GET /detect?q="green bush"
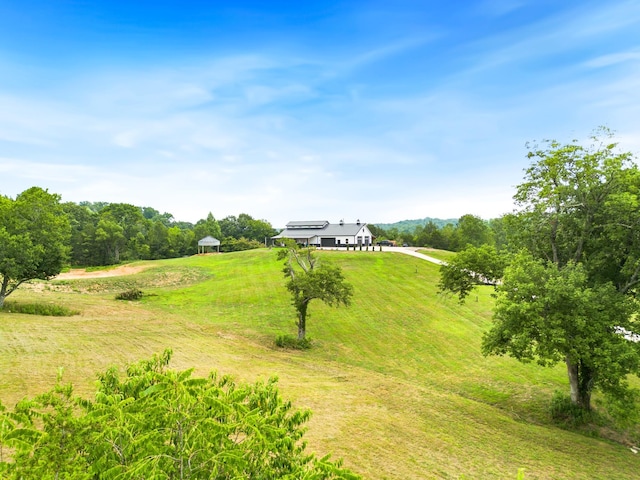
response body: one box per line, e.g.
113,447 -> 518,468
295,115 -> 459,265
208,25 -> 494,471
550,391 -> 594,427
220,236 -> 265,252
0,350 -> 359,479
1,301 -> 79,316
275,334 -> 312,350
115,288 -> 144,301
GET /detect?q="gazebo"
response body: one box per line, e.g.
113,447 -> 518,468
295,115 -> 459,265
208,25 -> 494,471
197,236 -> 220,254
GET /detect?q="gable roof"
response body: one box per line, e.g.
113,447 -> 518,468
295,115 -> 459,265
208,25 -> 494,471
272,221 -> 370,239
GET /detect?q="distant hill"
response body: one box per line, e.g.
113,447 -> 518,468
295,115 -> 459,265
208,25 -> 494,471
372,217 -> 458,233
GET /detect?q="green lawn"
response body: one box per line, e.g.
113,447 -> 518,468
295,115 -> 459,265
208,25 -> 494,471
417,247 -> 457,262
1,249 -> 638,479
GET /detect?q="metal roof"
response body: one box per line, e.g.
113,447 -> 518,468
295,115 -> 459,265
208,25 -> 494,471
273,221 -> 369,239
285,220 -> 329,229
197,236 -> 220,246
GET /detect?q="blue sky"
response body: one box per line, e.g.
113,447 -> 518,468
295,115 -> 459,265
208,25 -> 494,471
1,0 -> 639,227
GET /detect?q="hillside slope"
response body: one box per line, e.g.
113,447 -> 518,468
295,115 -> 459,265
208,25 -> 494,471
1,249 -> 638,479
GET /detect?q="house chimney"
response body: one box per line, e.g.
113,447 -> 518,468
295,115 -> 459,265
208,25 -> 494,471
340,219 -> 344,225
356,219 -> 361,225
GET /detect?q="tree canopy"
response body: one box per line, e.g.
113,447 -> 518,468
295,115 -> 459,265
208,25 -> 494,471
439,129 -> 640,412
0,187 -> 70,307
278,242 -> 353,341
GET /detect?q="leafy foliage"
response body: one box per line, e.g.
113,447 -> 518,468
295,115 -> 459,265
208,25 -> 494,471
62,204 -> 275,267
438,244 -> 506,303
373,217 -> 458,233
0,350 -> 359,479
550,391 -> 595,427
440,129 -> 640,413
275,334 -> 313,350
0,187 -> 71,307
220,236 -> 265,252
278,241 -> 354,340
374,214 -> 497,251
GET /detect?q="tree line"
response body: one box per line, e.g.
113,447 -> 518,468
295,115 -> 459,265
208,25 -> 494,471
370,213 -> 499,251
62,202 -> 277,266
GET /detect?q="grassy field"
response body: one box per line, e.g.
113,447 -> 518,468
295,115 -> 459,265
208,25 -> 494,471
1,249 -> 638,479
417,248 -> 457,262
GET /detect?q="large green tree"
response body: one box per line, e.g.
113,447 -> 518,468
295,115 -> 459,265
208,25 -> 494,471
440,130 -> 640,411
0,350 -> 359,479
278,242 -> 353,340
99,203 -> 149,262
62,202 -> 99,266
193,212 -> 222,243
0,187 -> 70,307
455,214 -> 492,250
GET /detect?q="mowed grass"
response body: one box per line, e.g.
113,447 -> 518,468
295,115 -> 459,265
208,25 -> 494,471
417,248 -> 457,262
1,249 -> 639,479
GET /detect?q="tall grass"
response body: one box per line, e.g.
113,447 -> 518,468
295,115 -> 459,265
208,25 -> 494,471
2,301 -> 79,316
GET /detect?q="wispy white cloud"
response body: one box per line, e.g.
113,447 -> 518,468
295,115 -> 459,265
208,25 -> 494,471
345,36 -> 437,70
584,50 -> 640,68
1,1 -> 640,227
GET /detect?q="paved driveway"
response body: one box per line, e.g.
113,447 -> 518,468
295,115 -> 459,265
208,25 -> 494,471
319,245 -> 445,265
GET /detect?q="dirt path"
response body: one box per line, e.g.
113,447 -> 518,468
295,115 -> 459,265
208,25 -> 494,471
56,265 -> 150,280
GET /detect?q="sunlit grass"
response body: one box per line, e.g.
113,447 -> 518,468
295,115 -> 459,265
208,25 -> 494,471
1,249 -> 638,479
417,247 -> 457,262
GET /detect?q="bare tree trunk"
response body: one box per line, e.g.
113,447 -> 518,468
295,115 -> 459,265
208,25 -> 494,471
566,356 -> 579,404
297,302 -> 308,340
0,276 -> 8,308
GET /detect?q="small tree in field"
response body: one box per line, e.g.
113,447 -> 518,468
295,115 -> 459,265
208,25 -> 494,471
278,241 -> 353,341
0,187 -> 70,308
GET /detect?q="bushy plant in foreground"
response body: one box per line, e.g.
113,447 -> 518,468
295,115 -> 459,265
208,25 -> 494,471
0,349 -> 359,479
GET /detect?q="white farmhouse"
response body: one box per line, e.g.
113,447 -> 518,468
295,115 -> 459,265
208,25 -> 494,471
272,220 -> 374,247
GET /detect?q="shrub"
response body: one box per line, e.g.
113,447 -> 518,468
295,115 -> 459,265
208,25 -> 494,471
115,288 -> 144,301
550,391 -> 594,427
275,334 -> 312,350
1,301 -> 79,316
0,350 -> 359,479
220,236 -> 265,252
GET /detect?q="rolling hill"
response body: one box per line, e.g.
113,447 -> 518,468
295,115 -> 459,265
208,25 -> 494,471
1,249 -> 638,479
373,217 -> 459,232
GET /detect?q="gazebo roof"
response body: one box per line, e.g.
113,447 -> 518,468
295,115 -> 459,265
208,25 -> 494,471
198,236 -> 220,246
